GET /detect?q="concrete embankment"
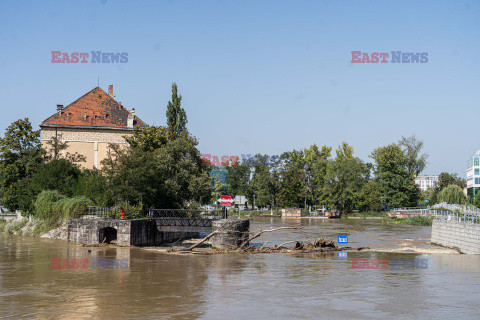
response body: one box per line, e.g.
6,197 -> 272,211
431,219 -> 480,254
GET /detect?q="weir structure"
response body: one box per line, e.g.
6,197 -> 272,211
67,208 -> 249,247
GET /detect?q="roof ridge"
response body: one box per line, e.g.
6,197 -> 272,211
40,87 -> 105,125
40,86 -> 146,129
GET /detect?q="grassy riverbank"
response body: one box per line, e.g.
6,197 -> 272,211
0,216 -> 68,239
342,212 -> 387,218
232,210 -> 282,217
392,215 -> 433,226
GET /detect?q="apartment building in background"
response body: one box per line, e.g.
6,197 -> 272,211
467,150 -> 480,198
414,175 -> 439,191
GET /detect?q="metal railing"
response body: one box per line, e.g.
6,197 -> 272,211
76,206 -> 111,219
146,209 -> 225,220
430,203 -> 480,215
433,210 -> 480,224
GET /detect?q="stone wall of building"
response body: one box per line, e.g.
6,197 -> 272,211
68,219 -> 132,245
67,219 -> 199,246
42,127 -> 132,169
431,219 -> 480,254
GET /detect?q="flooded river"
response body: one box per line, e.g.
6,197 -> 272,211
1,218 -> 480,319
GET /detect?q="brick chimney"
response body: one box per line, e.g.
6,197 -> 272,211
108,85 -> 115,98
57,104 -> 63,111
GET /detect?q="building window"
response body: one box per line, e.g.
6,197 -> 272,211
475,158 -> 479,166
475,178 -> 480,185
475,169 -> 479,175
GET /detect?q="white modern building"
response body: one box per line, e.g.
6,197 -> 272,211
466,150 -> 480,198
414,175 -> 439,191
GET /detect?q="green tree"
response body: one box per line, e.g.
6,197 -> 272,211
277,151 -> 304,207
424,187 -> 438,205
437,172 -> 465,190
124,126 -> 168,152
211,176 -> 227,203
3,159 -> 85,214
359,181 -> 383,212
251,155 -> 277,208
225,159 -> 251,201
74,169 -> 112,207
0,118 -> 45,211
166,83 -> 187,139
321,142 -> 369,213
398,135 -> 428,176
371,143 -> 420,208
301,144 -> 332,209
102,127 -> 211,209
437,184 -> 465,205
473,191 -> 480,208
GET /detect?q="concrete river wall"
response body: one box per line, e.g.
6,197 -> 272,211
431,219 -> 480,254
67,219 -> 199,246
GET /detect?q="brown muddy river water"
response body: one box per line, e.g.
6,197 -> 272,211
1,218 -> 480,319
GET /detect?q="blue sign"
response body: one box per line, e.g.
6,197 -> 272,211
425,198 -> 429,203
338,236 -> 348,243
338,251 -> 348,259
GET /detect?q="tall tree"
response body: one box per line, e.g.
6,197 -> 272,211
251,155 -> 277,208
102,127 -> 210,209
321,142 -> 369,212
225,159 -> 251,200
302,144 -> 331,209
166,83 -> 188,139
437,172 -> 465,190
0,118 -> 45,211
358,181 -> 383,212
277,151 -> 304,207
211,176 -> 227,203
399,135 -> 428,176
371,143 -> 420,208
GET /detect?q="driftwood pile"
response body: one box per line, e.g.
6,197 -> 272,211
235,238 -> 369,254
172,227 -> 369,254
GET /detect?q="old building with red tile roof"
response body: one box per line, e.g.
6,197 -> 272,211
40,85 -> 146,169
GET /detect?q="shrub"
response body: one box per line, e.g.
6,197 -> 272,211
55,196 -> 93,218
110,200 -> 144,219
34,191 -> 65,220
437,184 -> 465,205
34,190 -> 93,222
394,215 -> 433,226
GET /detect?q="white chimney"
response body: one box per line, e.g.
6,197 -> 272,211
127,113 -> 134,128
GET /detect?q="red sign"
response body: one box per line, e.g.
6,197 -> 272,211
220,195 -> 232,206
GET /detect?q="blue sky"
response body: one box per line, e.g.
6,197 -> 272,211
0,0 -> 479,176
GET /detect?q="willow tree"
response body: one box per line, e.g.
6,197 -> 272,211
437,184 -> 465,205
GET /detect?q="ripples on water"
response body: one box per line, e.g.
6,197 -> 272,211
1,218 -> 479,319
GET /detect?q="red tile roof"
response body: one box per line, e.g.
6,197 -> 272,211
40,87 -> 147,129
